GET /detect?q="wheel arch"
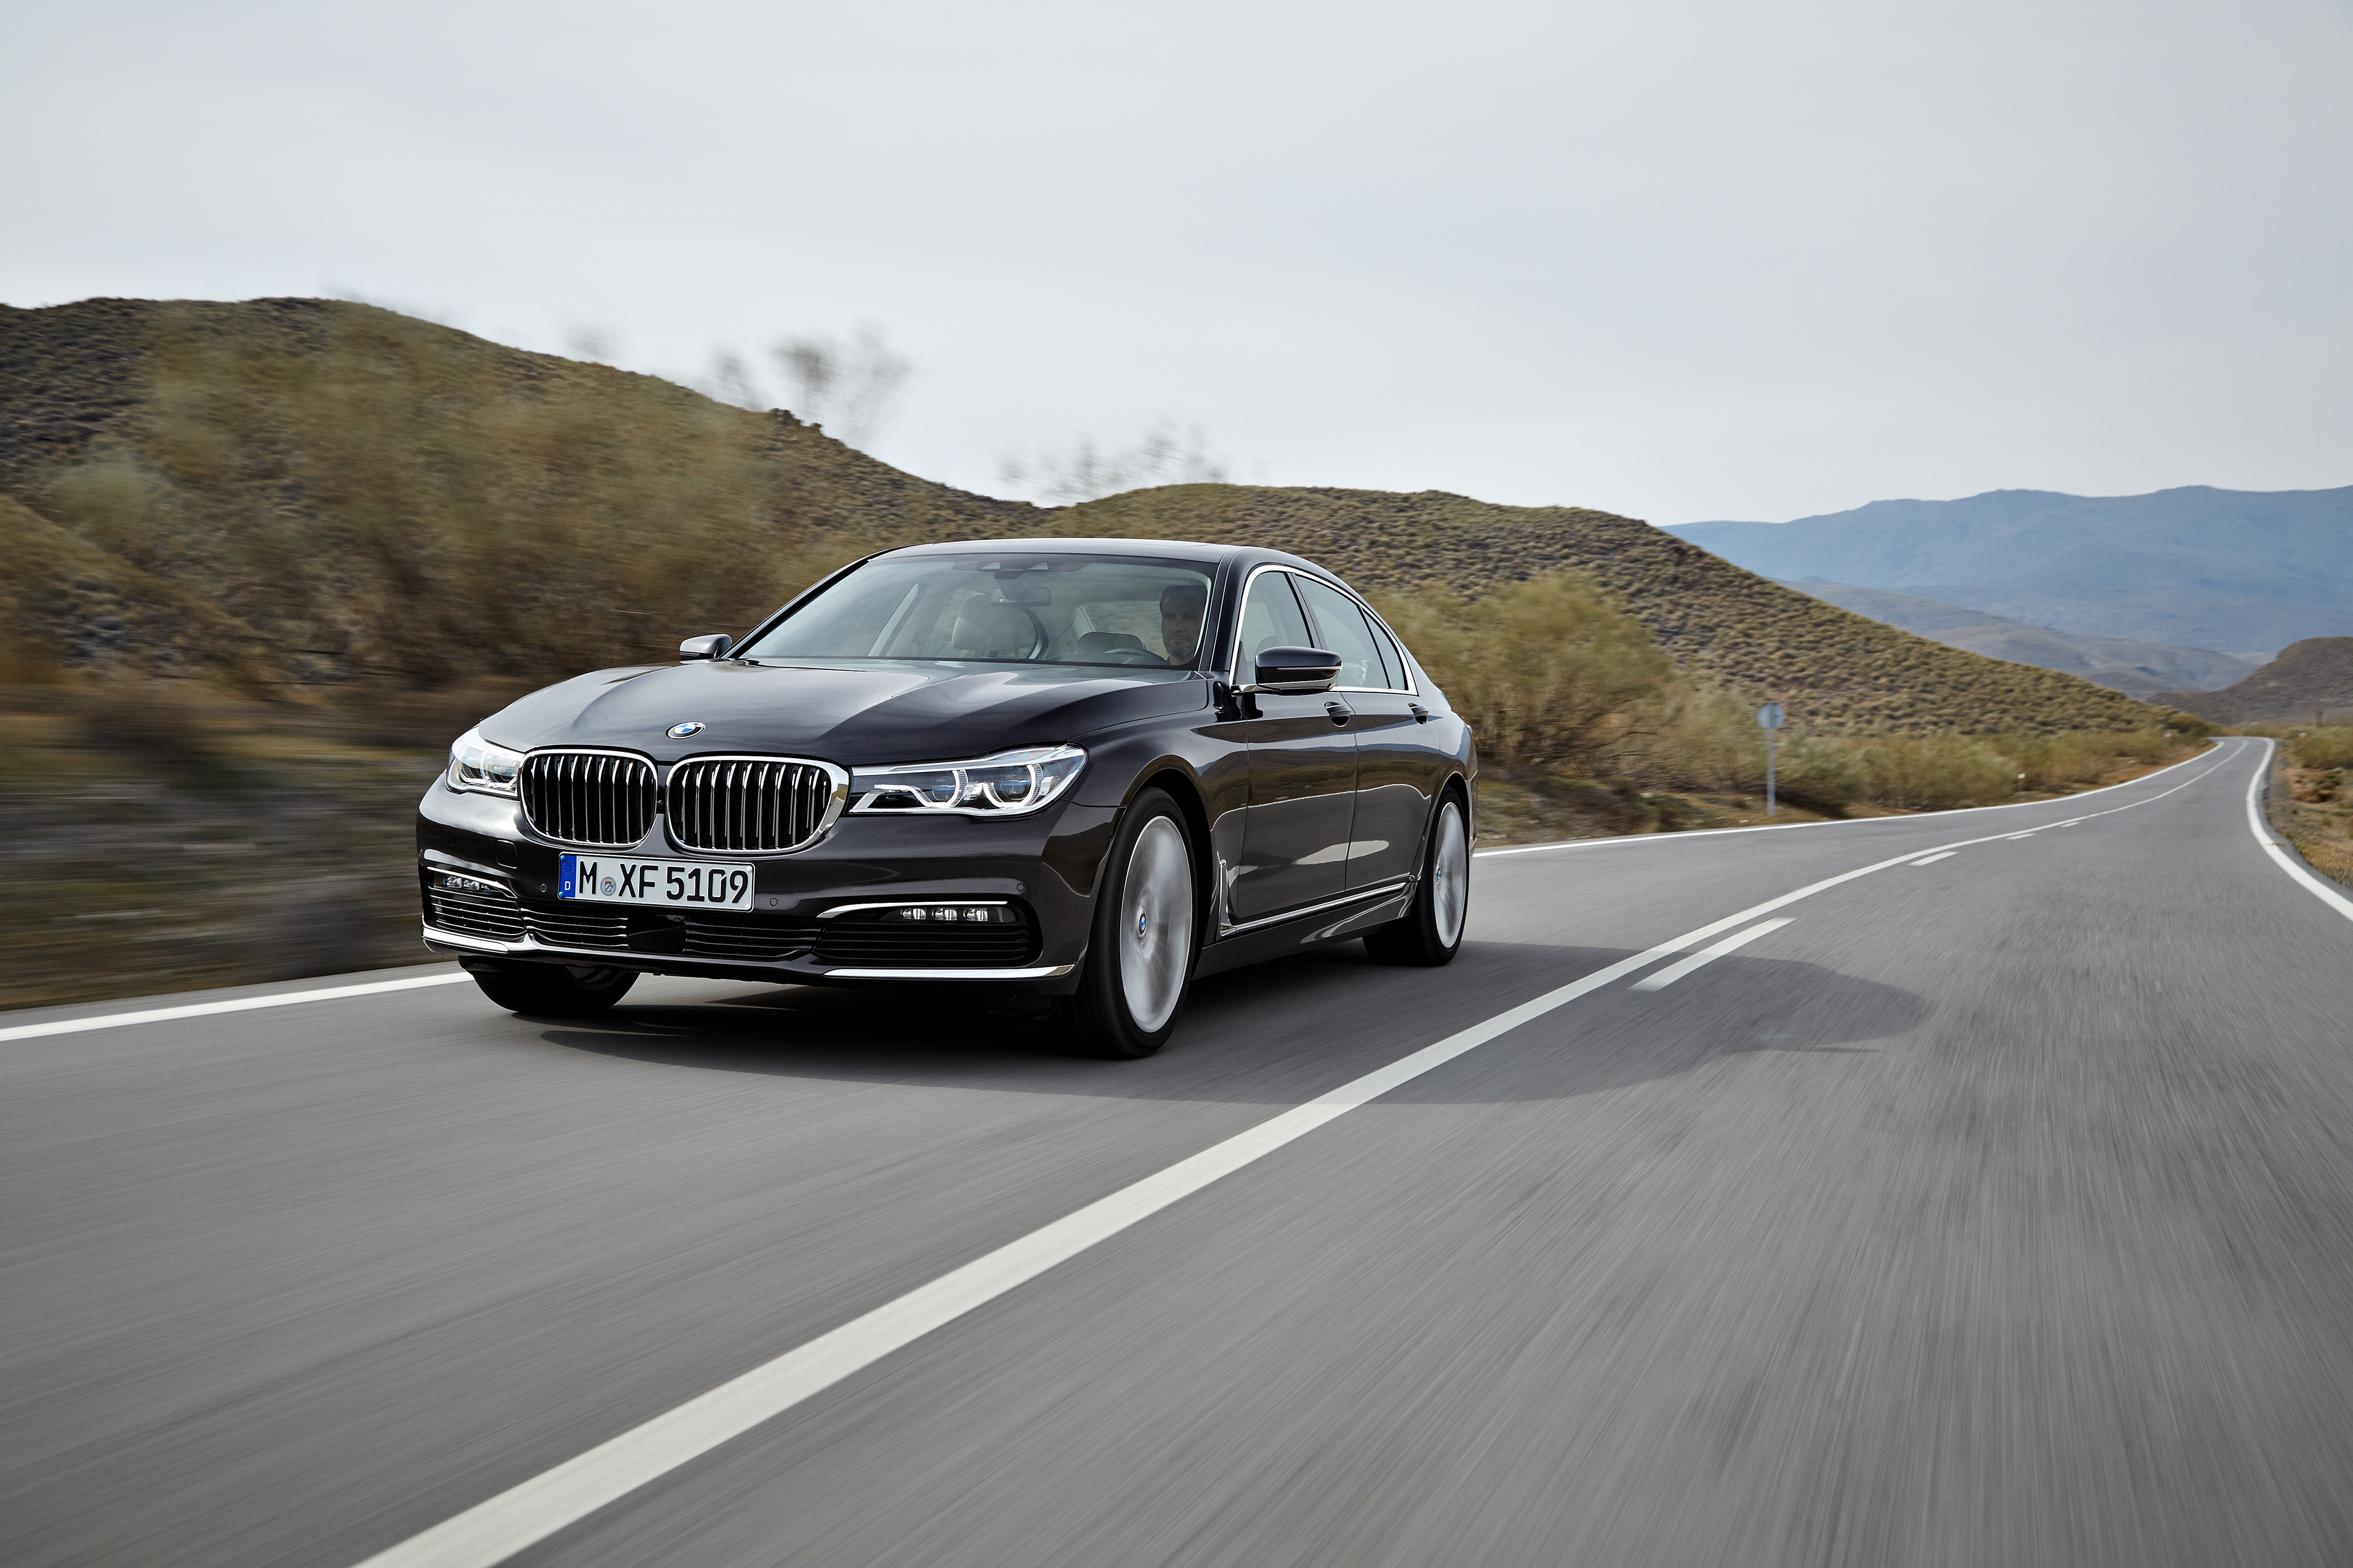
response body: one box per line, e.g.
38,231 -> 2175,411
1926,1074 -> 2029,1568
1136,766 -> 1216,935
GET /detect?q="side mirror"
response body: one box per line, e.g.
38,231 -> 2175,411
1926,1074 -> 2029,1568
1250,645 -> 1343,695
678,634 -> 733,662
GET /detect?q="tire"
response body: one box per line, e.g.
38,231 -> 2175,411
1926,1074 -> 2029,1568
1056,788 -> 1199,1058
1365,791 -> 1469,967
466,960 -> 639,1017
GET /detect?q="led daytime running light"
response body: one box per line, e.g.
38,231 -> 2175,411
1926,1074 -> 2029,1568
850,745 -> 1085,817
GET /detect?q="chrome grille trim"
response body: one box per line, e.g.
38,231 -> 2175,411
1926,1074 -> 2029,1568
665,755 -> 848,855
519,750 -> 658,848
523,904 -> 631,949
424,883 -> 524,942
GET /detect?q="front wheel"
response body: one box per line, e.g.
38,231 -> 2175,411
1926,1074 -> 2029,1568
1365,793 -> 1469,966
1056,788 -> 1199,1058
466,960 -> 638,1017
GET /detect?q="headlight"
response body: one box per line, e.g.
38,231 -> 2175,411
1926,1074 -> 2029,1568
850,744 -> 1085,817
447,727 -> 524,795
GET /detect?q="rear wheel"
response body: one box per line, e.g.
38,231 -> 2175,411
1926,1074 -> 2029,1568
1365,793 -> 1469,966
1057,788 -> 1198,1058
466,960 -> 638,1017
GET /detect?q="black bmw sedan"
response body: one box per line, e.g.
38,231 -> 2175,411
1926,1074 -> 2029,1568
417,538 -> 1475,1056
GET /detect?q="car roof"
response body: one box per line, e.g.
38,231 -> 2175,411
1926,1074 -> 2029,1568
878,536 -> 1338,578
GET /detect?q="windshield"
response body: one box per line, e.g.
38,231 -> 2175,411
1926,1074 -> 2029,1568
740,553 -> 1215,669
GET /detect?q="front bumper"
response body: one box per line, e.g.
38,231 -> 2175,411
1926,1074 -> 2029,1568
416,778 -> 1114,994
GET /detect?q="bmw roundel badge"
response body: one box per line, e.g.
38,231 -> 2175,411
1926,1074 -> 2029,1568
666,721 -> 705,739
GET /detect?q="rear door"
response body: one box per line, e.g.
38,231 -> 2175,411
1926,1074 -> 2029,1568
1291,574 -> 1439,892
1226,569 -> 1357,924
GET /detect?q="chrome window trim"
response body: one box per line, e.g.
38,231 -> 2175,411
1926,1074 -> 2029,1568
816,899 -> 1010,919
659,753 -> 851,858
1228,563 -> 1419,697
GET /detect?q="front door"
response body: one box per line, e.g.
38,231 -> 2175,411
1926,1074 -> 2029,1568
1290,573 -> 1433,891
1228,570 -> 1357,924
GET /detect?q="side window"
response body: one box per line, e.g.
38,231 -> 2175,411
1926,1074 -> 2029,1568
1236,571 -> 1314,668
1367,617 -> 1413,691
1292,576 -> 1391,690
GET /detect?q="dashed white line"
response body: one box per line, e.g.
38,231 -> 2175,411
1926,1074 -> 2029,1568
1630,918 -> 1793,991
364,764 -> 2250,1568
1910,851 -> 1959,866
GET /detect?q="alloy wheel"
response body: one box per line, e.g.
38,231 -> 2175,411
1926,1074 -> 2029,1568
1432,801 -> 1469,949
1118,816 -> 1194,1033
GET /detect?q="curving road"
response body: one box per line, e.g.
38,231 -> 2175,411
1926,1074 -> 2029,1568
6,738 -> 2352,1567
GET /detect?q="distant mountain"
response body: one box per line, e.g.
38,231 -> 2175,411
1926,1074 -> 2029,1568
2156,638 -> 2353,727
1779,581 -> 2261,698
1668,487 -> 2353,658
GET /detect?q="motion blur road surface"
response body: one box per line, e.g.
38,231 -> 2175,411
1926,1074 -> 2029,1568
7,739 -> 2352,1567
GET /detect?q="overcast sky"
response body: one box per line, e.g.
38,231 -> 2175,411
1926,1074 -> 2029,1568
6,0 -> 2348,523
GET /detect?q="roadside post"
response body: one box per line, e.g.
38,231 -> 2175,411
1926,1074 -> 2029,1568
1756,702 -> 1786,817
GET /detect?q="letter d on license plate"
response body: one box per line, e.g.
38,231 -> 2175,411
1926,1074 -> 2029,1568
558,853 -> 757,910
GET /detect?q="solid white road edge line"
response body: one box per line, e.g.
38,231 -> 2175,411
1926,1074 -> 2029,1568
350,758 -> 2269,1568
2243,738 -> 2353,923
1473,739 -> 2224,857
1630,919 -> 1793,991
0,972 -> 472,1043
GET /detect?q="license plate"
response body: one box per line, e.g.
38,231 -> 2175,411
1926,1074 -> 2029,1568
558,853 -> 756,911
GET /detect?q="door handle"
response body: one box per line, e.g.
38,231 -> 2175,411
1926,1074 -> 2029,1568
1410,704 -> 1431,723
1324,701 -> 1352,726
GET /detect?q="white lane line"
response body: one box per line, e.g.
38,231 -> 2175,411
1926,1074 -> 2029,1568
352,741 -> 2262,1568
0,972 -> 472,1043
364,774 -> 2234,1568
2243,739 -> 2353,924
1473,741 -> 2223,857
1908,852 -> 1959,866
1630,918 -> 1792,991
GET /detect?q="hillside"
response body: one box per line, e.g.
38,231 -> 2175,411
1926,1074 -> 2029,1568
1668,486 -> 2353,656
1779,580 -> 2259,697
2157,639 -> 2353,726
2,296 -> 2182,736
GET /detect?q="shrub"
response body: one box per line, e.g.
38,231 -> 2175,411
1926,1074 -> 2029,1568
2295,728 -> 2353,771
1371,573 -> 1676,773
1854,733 -> 2019,810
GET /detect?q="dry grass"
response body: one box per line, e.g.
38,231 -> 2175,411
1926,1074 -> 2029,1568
0,683 -> 506,1009
5,297 -> 2191,737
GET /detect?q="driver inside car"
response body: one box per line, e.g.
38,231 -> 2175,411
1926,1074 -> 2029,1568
1159,582 -> 1205,666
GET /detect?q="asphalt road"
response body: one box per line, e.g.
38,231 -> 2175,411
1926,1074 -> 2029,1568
7,737 -> 2352,1568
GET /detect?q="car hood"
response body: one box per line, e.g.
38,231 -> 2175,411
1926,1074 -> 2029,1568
480,659 -> 1208,766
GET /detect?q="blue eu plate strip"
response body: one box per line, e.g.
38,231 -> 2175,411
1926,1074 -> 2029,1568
558,853 -> 578,899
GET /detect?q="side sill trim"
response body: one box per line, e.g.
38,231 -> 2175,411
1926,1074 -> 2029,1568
1217,880 -> 1410,939
821,965 -> 1075,980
